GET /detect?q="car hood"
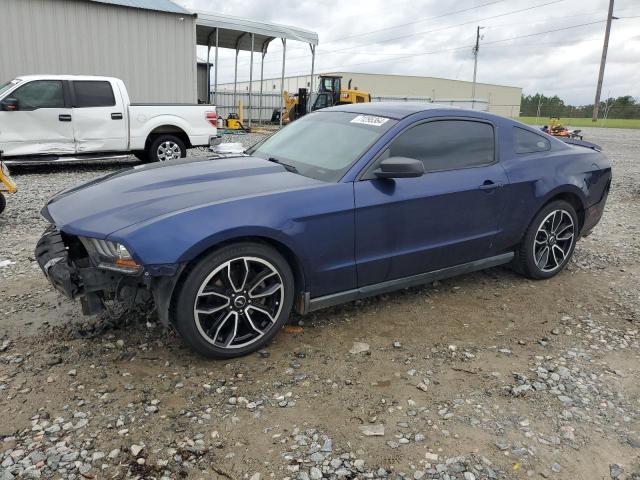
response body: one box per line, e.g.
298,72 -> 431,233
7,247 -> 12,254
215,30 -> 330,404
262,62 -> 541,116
44,156 -> 324,237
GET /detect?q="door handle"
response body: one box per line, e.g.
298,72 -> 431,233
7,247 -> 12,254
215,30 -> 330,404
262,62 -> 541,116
479,180 -> 503,191
58,114 -> 72,122
111,113 -> 123,120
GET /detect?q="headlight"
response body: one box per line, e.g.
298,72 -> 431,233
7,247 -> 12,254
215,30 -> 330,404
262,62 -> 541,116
80,238 -> 142,275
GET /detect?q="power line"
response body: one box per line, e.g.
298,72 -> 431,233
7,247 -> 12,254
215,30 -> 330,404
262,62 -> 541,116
295,0 -> 566,56
223,0 -> 567,69
325,0 -> 509,44
228,19 -> 608,82
282,0 -> 510,53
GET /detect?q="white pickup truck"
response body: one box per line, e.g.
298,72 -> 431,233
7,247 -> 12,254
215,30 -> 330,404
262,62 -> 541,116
0,75 -> 218,164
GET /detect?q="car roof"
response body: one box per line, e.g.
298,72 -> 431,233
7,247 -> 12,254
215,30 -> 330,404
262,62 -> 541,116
14,75 -> 119,82
325,101 -> 502,121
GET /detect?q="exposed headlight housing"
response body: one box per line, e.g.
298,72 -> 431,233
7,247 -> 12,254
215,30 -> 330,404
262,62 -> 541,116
80,238 -> 142,275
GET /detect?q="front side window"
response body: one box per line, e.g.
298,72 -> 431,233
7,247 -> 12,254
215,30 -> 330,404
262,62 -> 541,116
514,127 -> 551,154
11,80 -> 64,111
73,81 -> 115,108
385,120 -> 495,172
247,111 -> 397,182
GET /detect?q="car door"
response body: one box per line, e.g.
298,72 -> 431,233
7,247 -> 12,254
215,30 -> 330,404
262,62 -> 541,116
71,80 -> 128,152
0,79 -> 75,157
354,118 -> 508,287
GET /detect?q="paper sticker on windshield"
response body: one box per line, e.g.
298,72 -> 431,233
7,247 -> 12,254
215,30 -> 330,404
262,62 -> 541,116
350,115 -> 389,126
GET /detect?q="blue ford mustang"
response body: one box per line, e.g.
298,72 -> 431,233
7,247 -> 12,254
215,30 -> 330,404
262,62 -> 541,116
36,103 -> 611,358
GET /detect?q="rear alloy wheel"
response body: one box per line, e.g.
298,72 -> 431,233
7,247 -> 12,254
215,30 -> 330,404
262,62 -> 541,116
174,243 -> 294,358
516,200 -> 578,279
149,135 -> 186,163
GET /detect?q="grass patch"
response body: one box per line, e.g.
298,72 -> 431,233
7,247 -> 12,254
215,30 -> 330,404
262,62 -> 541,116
514,116 -> 640,129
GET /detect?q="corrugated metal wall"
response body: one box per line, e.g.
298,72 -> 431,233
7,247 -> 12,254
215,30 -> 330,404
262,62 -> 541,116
0,0 -> 197,103
212,92 -> 490,123
221,72 -> 523,117
197,63 -> 208,103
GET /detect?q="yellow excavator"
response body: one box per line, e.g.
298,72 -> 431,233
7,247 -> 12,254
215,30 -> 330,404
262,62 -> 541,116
273,75 -> 371,124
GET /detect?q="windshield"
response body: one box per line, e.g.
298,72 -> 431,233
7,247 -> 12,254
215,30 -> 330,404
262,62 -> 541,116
247,111 -> 396,182
0,79 -> 21,98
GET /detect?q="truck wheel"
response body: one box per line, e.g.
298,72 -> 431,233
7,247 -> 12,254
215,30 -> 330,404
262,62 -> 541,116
173,242 -> 295,359
515,200 -> 578,279
0,194 -> 5,214
148,135 -> 186,162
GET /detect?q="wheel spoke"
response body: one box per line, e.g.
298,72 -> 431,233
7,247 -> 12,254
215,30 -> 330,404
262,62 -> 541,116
228,258 -> 249,292
196,302 -> 228,315
249,282 -> 282,299
246,305 -> 276,323
552,244 -> 565,266
535,246 -> 550,269
551,211 -> 562,233
211,311 -> 235,344
224,313 -> 239,347
244,310 -> 264,334
556,231 -> 574,242
248,270 -> 275,290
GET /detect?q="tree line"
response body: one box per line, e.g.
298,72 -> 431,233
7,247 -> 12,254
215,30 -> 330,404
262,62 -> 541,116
520,93 -> 640,119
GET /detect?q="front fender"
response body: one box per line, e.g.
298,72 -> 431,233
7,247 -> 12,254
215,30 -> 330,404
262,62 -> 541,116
107,181 -> 356,298
177,225 -> 300,264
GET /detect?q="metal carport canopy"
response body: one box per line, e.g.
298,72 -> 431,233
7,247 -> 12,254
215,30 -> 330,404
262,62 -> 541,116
194,11 -> 319,126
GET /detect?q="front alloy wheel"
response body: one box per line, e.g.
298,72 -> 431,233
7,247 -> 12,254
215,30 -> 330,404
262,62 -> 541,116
174,243 -> 294,358
194,257 -> 284,349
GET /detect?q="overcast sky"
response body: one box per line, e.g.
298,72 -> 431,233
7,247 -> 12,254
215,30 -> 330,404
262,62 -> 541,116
176,0 -> 639,105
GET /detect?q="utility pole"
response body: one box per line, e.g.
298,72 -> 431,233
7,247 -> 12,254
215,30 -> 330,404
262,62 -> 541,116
471,26 -> 484,108
592,0 -> 616,121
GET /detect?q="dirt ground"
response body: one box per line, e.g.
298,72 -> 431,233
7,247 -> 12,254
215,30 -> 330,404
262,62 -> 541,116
0,128 -> 639,480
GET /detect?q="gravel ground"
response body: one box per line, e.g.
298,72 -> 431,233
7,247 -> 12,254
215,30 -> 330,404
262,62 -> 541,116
0,127 -> 639,480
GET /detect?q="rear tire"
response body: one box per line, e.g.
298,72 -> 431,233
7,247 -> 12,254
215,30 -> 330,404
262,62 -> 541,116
0,193 -> 6,214
515,200 -> 578,279
148,135 -> 186,163
173,242 -> 295,358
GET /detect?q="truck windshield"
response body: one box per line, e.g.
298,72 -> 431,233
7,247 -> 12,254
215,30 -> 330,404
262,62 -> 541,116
247,111 -> 396,182
0,79 -> 21,98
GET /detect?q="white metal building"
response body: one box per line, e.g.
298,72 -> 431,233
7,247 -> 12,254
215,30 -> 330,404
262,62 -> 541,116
0,0 -> 318,110
0,0 -> 199,103
221,71 -> 523,117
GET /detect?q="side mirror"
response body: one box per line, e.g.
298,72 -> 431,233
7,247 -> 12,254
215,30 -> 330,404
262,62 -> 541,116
374,157 -> 424,179
1,98 -> 18,111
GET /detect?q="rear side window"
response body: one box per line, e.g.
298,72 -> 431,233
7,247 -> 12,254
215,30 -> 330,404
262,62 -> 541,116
387,120 -> 495,172
11,80 -> 64,110
73,81 -> 115,108
514,127 -> 550,154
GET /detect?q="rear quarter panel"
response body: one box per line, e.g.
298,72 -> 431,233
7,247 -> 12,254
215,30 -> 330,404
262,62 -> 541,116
128,105 -> 217,150
496,128 -> 611,251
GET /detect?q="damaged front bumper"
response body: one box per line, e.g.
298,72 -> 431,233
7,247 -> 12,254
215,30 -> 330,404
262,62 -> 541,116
35,226 -> 183,324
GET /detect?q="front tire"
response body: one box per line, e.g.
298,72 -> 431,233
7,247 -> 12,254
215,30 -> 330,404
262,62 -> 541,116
148,135 -> 186,163
0,193 -> 6,214
173,243 -> 295,358
516,200 -> 578,279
